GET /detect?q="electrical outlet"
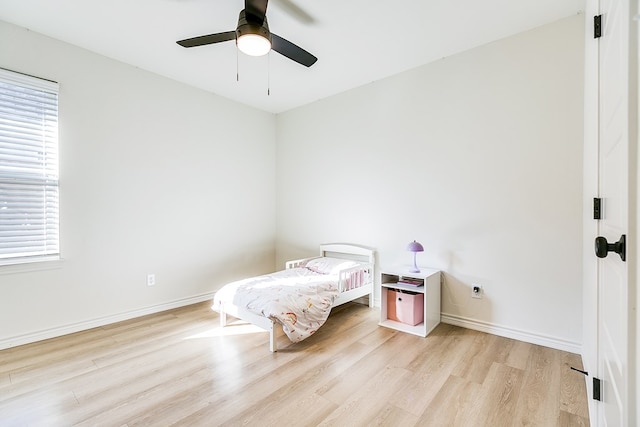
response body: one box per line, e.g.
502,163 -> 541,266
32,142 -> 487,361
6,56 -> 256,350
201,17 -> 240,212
472,284 -> 482,299
147,274 -> 156,287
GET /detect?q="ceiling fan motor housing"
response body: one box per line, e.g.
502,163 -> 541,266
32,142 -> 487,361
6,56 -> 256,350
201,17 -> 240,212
236,10 -> 272,42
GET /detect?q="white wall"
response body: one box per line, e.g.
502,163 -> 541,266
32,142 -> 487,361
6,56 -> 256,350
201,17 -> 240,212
0,21 -> 277,347
0,15 -> 586,353
276,15 -> 585,351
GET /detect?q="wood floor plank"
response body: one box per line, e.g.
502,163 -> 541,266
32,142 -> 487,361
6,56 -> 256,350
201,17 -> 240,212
0,331 -> 115,376
505,338 -> 531,370
218,340 -> 372,426
418,374 -> 483,426
366,403 -> 420,427
0,372 -> 10,387
317,365 -> 415,426
315,332 -> 409,405
0,301 -> 590,426
70,333 -> 272,424
451,332 -> 514,384
559,409 -> 590,426
475,362 -> 526,426
560,351 -> 590,419
224,391 -> 339,427
512,344 -> 563,426
389,326 -> 475,417
91,315 -> 219,368
0,357 -> 99,403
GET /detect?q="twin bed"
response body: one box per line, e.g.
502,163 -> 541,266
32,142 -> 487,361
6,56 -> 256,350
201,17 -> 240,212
212,243 -> 375,351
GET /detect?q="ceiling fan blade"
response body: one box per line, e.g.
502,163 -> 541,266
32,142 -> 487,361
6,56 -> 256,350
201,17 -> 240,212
245,0 -> 269,22
271,34 -> 317,67
177,31 -> 236,48
275,0 -> 315,24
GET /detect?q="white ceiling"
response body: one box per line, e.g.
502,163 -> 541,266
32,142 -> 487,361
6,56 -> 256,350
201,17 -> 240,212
0,0 -> 584,113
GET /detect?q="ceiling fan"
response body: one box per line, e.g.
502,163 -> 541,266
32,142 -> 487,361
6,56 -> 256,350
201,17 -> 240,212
176,0 -> 318,67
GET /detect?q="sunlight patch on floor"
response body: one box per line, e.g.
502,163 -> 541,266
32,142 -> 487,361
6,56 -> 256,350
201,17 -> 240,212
184,323 -> 265,339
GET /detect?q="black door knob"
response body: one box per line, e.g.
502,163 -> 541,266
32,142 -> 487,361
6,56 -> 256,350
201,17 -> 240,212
595,235 -> 626,261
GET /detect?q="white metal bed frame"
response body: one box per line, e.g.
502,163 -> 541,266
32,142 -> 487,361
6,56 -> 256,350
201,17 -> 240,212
216,243 -> 375,352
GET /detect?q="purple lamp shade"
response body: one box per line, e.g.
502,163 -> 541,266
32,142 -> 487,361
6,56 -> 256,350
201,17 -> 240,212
407,240 -> 424,273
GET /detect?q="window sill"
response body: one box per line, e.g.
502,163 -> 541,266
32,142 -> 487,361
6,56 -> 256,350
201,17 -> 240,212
0,257 -> 64,276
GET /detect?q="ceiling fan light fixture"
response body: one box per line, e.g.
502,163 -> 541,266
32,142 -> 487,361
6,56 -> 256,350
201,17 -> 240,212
236,9 -> 272,56
237,33 -> 271,56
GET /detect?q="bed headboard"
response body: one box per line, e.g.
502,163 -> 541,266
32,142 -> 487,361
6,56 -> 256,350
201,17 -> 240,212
319,243 -> 376,266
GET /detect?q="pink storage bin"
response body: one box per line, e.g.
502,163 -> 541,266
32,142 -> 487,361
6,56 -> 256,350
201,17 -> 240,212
387,289 -> 424,326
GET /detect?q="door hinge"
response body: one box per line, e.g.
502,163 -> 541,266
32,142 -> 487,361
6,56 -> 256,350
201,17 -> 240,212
593,197 -> 602,219
594,15 -> 602,38
593,377 -> 602,401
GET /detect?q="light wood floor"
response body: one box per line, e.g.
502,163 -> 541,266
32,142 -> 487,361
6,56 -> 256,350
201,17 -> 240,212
0,301 -> 589,426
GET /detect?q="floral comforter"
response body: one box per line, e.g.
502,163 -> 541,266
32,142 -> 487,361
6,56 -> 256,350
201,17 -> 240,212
212,267 -> 340,343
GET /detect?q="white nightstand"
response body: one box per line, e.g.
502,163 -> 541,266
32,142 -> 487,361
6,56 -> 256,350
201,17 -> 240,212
379,268 -> 441,337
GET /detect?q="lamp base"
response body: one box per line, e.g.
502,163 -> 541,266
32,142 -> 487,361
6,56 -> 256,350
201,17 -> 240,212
410,253 -> 420,273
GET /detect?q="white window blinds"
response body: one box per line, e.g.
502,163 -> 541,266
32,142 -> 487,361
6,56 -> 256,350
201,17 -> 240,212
0,69 -> 59,265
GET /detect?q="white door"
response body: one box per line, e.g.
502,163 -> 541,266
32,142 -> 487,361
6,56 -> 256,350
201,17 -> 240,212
595,0 -> 632,425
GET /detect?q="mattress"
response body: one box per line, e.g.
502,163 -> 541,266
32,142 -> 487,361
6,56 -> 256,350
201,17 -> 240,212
213,267 -> 340,342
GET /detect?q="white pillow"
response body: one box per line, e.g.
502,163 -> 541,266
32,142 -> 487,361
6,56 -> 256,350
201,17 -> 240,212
303,257 -> 359,274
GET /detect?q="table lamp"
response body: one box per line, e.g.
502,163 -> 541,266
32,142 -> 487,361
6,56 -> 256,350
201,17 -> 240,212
407,240 -> 424,273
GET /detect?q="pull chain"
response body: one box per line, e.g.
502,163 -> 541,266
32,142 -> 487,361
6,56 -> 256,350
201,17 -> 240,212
267,51 -> 270,96
236,46 -> 239,82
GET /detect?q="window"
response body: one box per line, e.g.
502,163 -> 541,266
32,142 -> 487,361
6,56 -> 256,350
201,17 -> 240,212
0,69 -> 59,266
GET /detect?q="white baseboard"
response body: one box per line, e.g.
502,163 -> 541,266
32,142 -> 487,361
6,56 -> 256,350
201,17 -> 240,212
0,292 -> 216,350
441,313 -> 582,354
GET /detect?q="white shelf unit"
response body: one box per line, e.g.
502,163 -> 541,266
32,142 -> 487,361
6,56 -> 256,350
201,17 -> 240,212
379,268 -> 441,337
